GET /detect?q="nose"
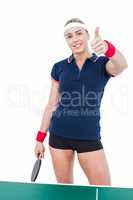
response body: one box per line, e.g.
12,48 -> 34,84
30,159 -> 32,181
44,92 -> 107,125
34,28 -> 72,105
72,36 -> 80,44
71,33 -> 79,41
73,36 -> 79,42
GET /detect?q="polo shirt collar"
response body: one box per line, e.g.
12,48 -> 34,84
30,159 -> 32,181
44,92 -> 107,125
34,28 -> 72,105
67,52 -> 98,64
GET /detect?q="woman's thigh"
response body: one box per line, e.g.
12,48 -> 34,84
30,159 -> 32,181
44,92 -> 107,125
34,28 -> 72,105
77,149 -> 111,185
49,146 -> 75,183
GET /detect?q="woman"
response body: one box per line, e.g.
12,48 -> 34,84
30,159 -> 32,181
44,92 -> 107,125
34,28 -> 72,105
34,18 -> 128,185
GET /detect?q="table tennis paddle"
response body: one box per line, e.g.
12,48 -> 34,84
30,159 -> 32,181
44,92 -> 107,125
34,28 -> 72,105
31,158 -> 42,182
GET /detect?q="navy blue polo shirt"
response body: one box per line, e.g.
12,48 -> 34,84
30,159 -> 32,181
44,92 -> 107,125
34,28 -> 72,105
48,53 -> 114,140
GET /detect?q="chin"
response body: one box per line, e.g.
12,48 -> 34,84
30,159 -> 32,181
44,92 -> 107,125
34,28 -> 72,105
73,47 -> 85,54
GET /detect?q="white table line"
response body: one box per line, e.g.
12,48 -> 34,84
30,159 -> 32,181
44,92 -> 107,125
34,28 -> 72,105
96,188 -> 99,200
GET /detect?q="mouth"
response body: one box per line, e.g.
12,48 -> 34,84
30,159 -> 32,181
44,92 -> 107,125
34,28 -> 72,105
73,43 -> 83,49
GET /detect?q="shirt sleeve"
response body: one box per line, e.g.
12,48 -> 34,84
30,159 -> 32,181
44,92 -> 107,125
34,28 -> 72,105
100,56 -> 115,79
51,63 -> 59,82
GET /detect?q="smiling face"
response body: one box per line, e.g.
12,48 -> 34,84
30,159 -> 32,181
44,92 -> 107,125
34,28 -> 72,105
64,27 -> 90,54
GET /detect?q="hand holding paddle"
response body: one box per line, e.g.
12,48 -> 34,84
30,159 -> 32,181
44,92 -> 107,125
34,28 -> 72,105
31,141 -> 45,182
34,141 -> 45,159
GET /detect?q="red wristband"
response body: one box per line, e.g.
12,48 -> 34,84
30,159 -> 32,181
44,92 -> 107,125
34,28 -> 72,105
104,40 -> 116,58
36,131 -> 47,142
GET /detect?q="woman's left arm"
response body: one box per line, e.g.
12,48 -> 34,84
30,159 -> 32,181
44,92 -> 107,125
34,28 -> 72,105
91,27 -> 128,76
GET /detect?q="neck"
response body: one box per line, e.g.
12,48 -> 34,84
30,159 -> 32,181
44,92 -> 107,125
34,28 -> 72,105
73,49 -> 92,63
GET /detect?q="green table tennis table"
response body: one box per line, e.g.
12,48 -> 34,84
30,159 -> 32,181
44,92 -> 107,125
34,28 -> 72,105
0,181 -> 133,200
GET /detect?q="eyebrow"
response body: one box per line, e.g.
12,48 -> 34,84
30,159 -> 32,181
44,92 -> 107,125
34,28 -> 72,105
65,29 -> 83,36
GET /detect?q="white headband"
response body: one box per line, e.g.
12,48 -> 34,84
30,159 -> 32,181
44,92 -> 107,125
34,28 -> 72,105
64,22 -> 88,33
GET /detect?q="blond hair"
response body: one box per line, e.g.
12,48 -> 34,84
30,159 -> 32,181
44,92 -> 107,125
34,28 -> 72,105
64,18 -> 85,27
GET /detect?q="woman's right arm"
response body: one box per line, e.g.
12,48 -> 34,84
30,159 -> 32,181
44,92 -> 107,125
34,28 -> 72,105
39,78 -> 60,133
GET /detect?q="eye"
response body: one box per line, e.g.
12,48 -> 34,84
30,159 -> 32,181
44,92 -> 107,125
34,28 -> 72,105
77,32 -> 83,35
67,35 -> 72,38
65,35 -> 72,39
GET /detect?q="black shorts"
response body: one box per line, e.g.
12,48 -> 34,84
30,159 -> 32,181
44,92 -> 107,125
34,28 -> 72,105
48,134 -> 103,153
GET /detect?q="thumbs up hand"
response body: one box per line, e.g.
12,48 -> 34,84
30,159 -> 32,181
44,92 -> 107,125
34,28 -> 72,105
90,27 -> 108,55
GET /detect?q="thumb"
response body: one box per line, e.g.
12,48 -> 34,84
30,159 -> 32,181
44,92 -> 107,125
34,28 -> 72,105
38,153 -> 42,159
94,27 -> 100,38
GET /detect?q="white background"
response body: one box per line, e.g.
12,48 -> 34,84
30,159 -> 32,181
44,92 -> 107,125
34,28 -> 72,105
0,0 -> 132,187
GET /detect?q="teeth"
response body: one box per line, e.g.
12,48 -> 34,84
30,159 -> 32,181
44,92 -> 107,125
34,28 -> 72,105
75,44 -> 81,48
